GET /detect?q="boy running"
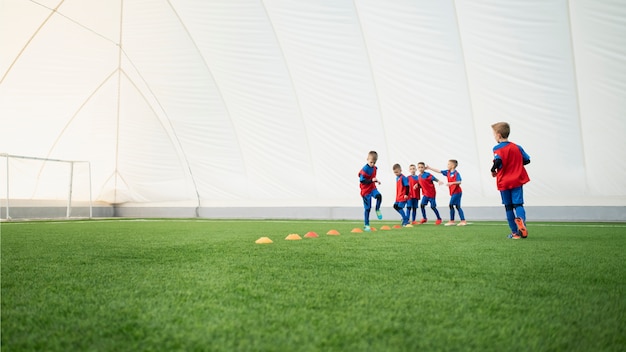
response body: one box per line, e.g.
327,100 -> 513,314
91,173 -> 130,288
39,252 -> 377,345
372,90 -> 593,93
359,151 -> 383,231
392,163 -> 410,226
491,122 -> 531,239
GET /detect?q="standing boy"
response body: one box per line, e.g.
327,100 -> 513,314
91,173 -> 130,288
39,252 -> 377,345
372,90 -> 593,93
415,162 -> 443,225
427,160 -> 467,226
407,164 -> 420,225
392,164 -> 410,226
491,122 -> 530,239
359,151 -> 383,231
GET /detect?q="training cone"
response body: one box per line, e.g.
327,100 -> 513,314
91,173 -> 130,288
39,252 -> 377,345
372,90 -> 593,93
392,224 -> 402,229
255,237 -> 273,244
351,228 -> 364,233
326,229 -> 340,235
304,231 -> 319,238
370,227 -> 377,231
380,225 -> 391,230
405,224 -> 414,228
285,234 -> 302,240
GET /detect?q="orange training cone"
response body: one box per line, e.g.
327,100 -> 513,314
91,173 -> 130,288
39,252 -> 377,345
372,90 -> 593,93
255,237 -> 273,244
326,229 -> 340,235
285,234 -> 302,240
393,224 -> 402,229
380,225 -> 391,230
304,231 -> 319,238
351,228 -> 363,233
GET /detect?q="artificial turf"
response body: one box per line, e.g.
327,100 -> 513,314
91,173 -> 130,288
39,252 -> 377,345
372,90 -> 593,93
1,219 -> 625,351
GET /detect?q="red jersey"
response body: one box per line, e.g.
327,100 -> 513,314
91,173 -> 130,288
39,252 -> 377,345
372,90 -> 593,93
417,172 -> 438,198
359,164 -> 378,197
442,170 -> 462,195
493,142 -> 530,191
395,174 -> 409,202
408,175 -> 420,199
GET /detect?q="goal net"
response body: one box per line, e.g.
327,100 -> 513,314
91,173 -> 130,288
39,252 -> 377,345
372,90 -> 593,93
1,154 -> 92,220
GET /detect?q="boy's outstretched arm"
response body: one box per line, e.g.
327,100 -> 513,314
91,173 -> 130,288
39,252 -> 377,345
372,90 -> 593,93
426,165 -> 442,173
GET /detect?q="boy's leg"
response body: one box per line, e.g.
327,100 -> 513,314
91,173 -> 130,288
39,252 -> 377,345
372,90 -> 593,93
429,198 -> 442,222
457,205 -> 465,221
501,190 -> 518,234
450,193 -> 464,220
363,194 -> 372,227
394,203 -> 408,225
420,198 -> 428,222
373,190 -> 383,219
449,204 -> 455,221
511,187 -> 527,238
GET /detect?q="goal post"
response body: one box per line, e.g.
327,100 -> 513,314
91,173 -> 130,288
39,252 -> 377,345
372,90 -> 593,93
1,153 -> 92,220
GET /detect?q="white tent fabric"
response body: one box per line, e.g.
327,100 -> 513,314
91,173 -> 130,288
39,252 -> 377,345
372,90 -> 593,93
1,0 -> 625,211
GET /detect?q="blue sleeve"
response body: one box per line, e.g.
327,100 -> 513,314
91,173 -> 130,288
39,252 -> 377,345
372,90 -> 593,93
403,176 -> 409,186
456,172 -> 462,181
518,145 -> 530,162
441,170 -> 449,176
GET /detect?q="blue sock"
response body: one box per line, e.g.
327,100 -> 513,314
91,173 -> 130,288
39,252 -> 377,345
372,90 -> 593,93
432,207 -> 441,220
364,209 -> 371,226
515,206 -> 526,223
449,207 -> 455,221
458,207 -> 465,221
421,206 -> 427,219
505,208 -> 516,233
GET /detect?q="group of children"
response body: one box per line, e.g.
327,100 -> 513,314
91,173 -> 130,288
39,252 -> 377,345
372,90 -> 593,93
358,122 -> 530,239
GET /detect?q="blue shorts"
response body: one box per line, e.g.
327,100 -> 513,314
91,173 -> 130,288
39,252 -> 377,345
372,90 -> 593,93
407,198 -> 419,208
394,201 -> 406,208
500,186 -> 524,205
362,189 -> 381,210
450,193 -> 462,206
421,196 -> 437,207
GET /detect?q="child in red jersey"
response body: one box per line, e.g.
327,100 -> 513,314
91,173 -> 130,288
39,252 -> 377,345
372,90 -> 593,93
407,164 -> 421,225
491,122 -> 531,239
415,162 -> 444,225
359,151 -> 382,232
392,163 -> 410,226
427,160 -> 467,226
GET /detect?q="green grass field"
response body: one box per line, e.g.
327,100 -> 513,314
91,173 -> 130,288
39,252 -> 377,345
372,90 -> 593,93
1,219 -> 625,351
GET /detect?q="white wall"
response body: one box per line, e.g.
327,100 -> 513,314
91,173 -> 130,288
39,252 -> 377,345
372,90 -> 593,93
1,0 -> 625,211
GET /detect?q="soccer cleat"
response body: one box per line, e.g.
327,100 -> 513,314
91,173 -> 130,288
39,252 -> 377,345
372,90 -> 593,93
457,220 -> 467,226
507,233 -> 521,239
435,219 -> 442,225
419,219 -> 427,224
515,217 -> 527,238
364,225 -> 371,232
444,221 -> 455,226
376,210 -> 383,220
411,221 -> 418,225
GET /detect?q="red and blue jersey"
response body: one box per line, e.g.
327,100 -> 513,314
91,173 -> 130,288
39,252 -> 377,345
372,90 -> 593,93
395,174 -> 409,202
493,142 -> 530,191
359,164 -> 378,197
408,175 -> 420,199
441,170 -> 462,195
417,172 -> 438,198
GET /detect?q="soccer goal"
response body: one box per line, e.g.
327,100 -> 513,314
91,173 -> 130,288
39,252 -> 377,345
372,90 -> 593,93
1,153 -> 92,220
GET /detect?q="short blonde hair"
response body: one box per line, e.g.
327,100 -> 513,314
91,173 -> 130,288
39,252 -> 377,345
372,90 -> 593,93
368,151 -> 378,160
392,163 -> 402,171
491,122 -> 510,138
449,159 -> 458,168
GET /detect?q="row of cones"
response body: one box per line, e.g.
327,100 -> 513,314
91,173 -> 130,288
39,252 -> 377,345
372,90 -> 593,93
255,225 -> 411,244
